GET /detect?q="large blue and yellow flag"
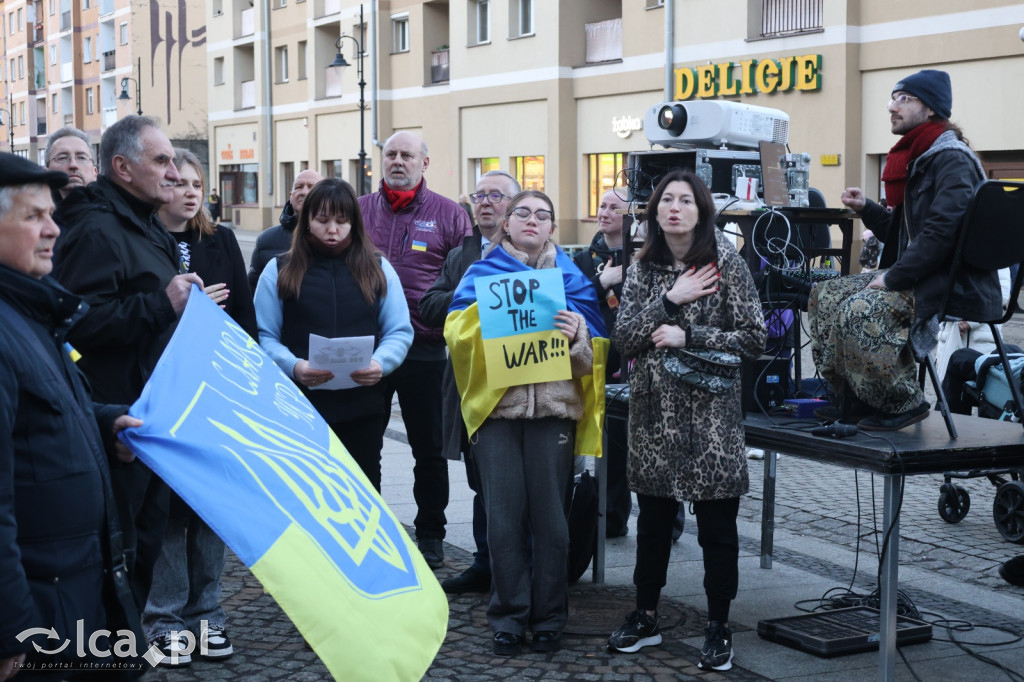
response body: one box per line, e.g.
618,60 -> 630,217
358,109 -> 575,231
444,245 -> 609,456
119,286 -> 448,681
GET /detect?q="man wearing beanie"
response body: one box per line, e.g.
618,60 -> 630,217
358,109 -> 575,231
808,69 -> 1000,431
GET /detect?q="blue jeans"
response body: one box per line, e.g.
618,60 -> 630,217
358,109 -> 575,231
142,497 -> 227,640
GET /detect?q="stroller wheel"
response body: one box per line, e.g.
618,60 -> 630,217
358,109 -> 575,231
938,483 -> 970,523
992,481 -> 1024,543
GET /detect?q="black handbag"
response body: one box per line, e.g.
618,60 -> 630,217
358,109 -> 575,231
663,347 -> 742,394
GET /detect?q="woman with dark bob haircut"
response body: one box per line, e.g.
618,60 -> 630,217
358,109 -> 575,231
608,170 -> 765,671
254,178 -> 413,491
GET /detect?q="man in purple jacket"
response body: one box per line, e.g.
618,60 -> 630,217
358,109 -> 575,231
358,131 -> 473,568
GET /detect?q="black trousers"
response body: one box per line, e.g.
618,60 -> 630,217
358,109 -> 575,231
633,493 -> 740,623
330,412 -> 385,492
381,357 -> 448,539
110,459 -> 171,610
604,413 -> 633,535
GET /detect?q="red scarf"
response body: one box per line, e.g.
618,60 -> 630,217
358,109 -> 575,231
383,179 -> 422,212
881,121 -> 945,207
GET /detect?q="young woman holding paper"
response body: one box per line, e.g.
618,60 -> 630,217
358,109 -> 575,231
445,190 -> 608,656
254,177 -> 412,491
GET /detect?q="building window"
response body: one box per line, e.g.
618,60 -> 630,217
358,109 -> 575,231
645,0 -> 664,7
220,164 -> 260,205
17,8 -> 23,31
8,13 -> 14,36
276,0 -> 286,7
83,36 -> 92,62
472,157 -> 500,184
213,57 -> 224,85
322,159 -> 342,179
19,101 -> 25,125
119,22 -> 127,45
17,55 -> 24,79
510,0 -> 533,38
49,0 -> 55,16
275,45 -> 289,82
513,155 -> 544,191
87,87 -> 94,114
297,40 -> 307,80
280,162 -> 295,205
469,0 -> 489,45
585,153 -> 626,216
52,92 -> 58,113
392,14 -> 409,53
751,0 -> 823,40
49,44 -> 56,64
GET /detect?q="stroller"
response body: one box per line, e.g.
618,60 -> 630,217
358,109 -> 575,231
937,351 -> 1024,543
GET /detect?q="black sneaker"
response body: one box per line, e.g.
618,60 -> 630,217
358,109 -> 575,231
441,566 -> 490,594
492,631 -> 523,656
859,401 -> 930,432
418,537 -> 444,569
608,609 -> 662,653
198,626 -> 234,660
150,633 -> 192,667
697,621 -> 734,671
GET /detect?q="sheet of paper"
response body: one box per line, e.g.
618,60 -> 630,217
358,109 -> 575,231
307,334 -> 375,390
473,268 -> 571,388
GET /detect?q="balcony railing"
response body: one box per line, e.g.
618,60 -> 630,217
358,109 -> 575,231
584,18 -> 622,63
103,50 -> 115,72
430,49 -> 449,84
64,114 -> 75,126
324,66 -> 342,98
60,10 -> 71,31
60,62 -> 73,82
239,8 -> 254,38
37,120 -> 47,135
103,106 -> 117,127
316,0 -> 341,18
100,0 -> 114,16
759,0 -> 823,38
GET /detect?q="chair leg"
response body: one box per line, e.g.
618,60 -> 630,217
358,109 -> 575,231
923,354 -> 958,439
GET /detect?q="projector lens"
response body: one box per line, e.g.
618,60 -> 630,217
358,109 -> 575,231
657,104 -> 687,135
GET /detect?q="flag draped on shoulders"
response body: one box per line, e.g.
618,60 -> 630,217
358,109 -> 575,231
120,286 -> 447,682
444,244 -> 609,456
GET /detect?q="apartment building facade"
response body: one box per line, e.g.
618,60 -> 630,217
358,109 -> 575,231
0,0 -> 207,165
208,0 -> 1024,242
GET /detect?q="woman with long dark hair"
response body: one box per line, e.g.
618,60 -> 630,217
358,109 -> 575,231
144,148 -> 256,665
445,190 -> 608,657
607,170 -> 765,671
255,178 -> 412,491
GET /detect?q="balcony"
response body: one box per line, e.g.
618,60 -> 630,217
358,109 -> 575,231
61,62 -> 73,82
103,106 -> 117,127
758,0 -> 823,39
34,70 -> 45,90
239,8 -> 254,38
103,50 -> 115,72
37,120 -> 47,135
324,66 -> 342,98
430,49 -> 449,84
60,10 -> 71,31
584,18 -> 622,64
100,0 -> 114,16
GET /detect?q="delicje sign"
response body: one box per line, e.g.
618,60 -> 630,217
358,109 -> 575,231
674,54 -> 822,100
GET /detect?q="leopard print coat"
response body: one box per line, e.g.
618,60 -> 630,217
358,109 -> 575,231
612,231 -> 766,502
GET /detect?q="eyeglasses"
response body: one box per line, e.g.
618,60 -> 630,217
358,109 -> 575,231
470,191 -> 512,204
50,152 -> 93,165
888,94 -> 919,108
509,206 -> 553,223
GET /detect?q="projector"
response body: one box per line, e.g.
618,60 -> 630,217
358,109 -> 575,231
644,101 -> 790,150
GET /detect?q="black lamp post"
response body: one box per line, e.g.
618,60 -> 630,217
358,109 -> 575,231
118,58 -> 143,116
329,4 -> 368,196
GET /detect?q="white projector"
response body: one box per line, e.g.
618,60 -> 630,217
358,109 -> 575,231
644,100 -> 790,150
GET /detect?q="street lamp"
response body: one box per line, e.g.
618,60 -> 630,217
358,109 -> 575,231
119,57 -> 143,116
329,4 -> 368,196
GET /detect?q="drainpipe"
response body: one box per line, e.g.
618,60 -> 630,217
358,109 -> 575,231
262,0 -> 274,198
371,0 -> 382,150
665,0 -> 674,101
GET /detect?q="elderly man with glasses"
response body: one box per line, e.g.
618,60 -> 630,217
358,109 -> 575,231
808,69 -> 1000,431
419,169 -> 521,592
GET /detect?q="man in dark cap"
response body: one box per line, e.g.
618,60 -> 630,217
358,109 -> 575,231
51,115 -> 203,610
0,153 -> 146,678
808,69 -> 1000,431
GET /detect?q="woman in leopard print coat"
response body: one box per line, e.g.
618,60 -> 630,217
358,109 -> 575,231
607,170 -> 765,669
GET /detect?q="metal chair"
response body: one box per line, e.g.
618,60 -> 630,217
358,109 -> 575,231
922,180 -> 1024,439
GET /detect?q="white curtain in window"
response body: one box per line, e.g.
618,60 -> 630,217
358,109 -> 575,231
585,18 -> 622,64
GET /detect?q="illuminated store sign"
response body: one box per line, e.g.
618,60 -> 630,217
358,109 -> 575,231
674,54 -> 822,100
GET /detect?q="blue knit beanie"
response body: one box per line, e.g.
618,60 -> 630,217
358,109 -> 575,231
892,69 -> 952,119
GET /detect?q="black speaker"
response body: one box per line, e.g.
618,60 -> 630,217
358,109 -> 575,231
742,355 -> 791,414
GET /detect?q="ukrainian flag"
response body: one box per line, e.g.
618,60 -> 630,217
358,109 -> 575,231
120,286 -> 447,681
444,245 -> 609,456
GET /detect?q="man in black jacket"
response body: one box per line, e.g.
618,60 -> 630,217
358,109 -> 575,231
246,168 -> 322,293
52,116 -> 203,609
0,153 -> 144,679
419,169 -> 519,593
809,70 -> 1000,431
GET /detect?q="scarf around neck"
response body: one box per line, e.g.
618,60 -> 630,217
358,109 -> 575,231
383,180 -> 422,212
881,121 -> 946,207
